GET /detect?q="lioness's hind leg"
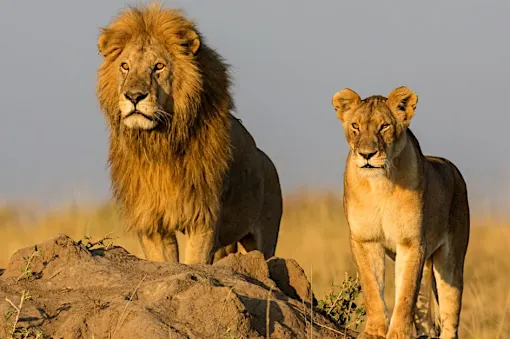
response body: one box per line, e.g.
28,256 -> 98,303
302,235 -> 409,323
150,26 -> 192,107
138,231 -> 179,263
432,244 -> 465,339
432,179 -> 469,339
414,258 -> 439,338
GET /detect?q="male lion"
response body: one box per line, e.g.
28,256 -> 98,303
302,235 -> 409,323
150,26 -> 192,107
332,87 -> 470,338
96,4 -> 282,265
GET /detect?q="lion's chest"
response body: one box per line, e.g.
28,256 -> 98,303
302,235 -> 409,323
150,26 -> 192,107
111,159 -> 215,233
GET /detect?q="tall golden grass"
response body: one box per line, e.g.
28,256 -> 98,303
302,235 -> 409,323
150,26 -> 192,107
0,192 -> 508,338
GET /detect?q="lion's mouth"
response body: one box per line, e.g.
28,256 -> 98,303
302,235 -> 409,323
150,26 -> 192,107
123,110 -> 154,121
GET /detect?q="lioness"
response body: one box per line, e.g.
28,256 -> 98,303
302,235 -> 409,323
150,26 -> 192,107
332,87 -> 470,338
96,4 -> 282,265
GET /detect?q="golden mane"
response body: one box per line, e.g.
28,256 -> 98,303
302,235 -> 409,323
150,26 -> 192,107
96,3 -> 233,235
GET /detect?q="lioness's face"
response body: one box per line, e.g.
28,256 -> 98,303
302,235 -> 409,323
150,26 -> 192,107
332,87 -> 418,176
116,39 -> 174,130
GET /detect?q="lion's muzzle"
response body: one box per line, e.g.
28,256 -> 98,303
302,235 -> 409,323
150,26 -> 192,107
124,91 -> 148,105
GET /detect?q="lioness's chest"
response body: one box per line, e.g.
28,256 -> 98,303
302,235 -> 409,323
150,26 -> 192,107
346,190 -> 421,248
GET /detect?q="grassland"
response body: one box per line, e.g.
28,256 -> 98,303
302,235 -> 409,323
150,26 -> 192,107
0,192 -> 508,338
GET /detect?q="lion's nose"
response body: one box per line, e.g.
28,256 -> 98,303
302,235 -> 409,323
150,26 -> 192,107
124,91 -> 148,104
359,151 -> 377,160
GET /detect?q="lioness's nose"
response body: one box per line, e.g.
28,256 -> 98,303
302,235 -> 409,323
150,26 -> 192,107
125,91 -> 148,104
359,151 -> 377,160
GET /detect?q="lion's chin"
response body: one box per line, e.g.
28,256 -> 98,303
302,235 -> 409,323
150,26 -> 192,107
122,114 -> 157,130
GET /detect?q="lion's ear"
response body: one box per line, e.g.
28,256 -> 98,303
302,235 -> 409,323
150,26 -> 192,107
387,86 -> 418,126
97,29 -> 112,57
332,89 -> 361,122
183,29 -> 201,55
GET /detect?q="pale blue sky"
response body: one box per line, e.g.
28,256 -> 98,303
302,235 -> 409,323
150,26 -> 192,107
0,1 -> 509,212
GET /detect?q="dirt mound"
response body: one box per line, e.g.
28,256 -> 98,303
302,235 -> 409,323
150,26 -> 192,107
0,234 -> 356,338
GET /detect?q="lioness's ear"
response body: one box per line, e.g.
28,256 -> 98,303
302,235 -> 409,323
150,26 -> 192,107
332,89 -> 361,122
183,29 -> 201,55
387,86 -> 418,126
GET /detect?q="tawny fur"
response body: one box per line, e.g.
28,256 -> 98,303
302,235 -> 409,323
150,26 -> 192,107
332,87 -> 470,339
96,3 -> 282,265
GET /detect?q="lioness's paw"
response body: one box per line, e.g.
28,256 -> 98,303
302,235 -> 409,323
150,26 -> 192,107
357,333 -> 385,339
386,326 -> 414,339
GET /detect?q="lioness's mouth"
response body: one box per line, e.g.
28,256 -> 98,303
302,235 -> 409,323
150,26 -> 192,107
361,164 -> 381,169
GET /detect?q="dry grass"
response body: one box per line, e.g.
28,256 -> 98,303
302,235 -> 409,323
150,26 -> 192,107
0,192 -> 509,338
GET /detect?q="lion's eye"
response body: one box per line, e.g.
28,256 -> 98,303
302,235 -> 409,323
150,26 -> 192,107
120,62 -> 129,71
351,123 -> 359,130
155,63 -> 165,71
380,124 -> 390,131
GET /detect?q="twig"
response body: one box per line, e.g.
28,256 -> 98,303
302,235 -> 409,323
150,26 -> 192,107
310,264 -> 313,339
327,293 -> 342,316
266,286 -> 273,339
16,249 -> 39,282
213,287 -> 234,339
296,306 -> 350,337
310,319 -> 347,336
83,231 -> 117,251
496,290 -> 510,339
5,290 -> 28,336
111,275 -> 146,339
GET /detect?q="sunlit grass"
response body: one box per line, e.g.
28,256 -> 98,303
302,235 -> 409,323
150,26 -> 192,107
1,192 -> 508,338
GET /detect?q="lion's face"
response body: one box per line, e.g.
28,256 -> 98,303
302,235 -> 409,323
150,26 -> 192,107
116,39 -> 174,130
332,87 -> 418,176
97,6 -> 203,132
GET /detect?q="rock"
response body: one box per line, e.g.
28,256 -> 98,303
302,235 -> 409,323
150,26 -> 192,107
0,234 -> 356,339
268,257 -> 318,306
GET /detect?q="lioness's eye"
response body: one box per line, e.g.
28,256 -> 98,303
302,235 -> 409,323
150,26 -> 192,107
380,124 -> 390,131
155,63 -> 165,71
351,123 -> 359,130
120,62 -> 129,71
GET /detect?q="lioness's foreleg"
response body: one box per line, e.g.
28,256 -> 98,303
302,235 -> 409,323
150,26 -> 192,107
350,238 -> 388,337
387,243 -> 425,338
138,231 -> 179,263
184,228 -> 218,265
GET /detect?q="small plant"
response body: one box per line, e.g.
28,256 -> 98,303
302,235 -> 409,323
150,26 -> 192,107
77,231 -> 118,256
4,290 -> 46,338
16,246 -> 40,282
11,327 -> 46,339
316,273 -> 366,330
223,327 -> 242,339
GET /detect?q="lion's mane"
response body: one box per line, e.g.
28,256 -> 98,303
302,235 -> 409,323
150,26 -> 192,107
96,4 -> 234,235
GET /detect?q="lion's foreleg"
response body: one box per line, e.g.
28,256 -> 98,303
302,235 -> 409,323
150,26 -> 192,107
387,242 -> 426,338
138,231 -> 179,263
350,237 -> 388,337
184,228 -> 218,265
